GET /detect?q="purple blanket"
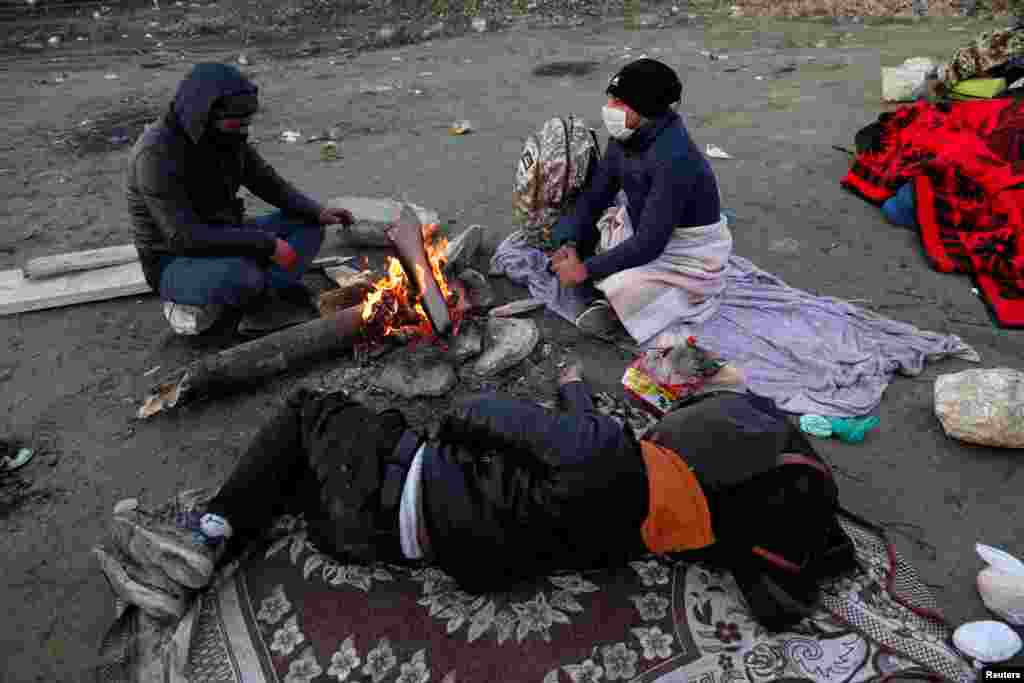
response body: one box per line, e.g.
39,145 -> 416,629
491,237 -> 979,417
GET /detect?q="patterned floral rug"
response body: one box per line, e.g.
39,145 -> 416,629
93,396 -> 977,683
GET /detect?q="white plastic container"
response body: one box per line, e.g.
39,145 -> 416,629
976,544 -> 1024,626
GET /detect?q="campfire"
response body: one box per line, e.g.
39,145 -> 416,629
358,223 -> 466,351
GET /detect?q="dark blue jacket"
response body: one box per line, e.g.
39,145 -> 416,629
552,112 -> 721,282
126,63 -> 323,289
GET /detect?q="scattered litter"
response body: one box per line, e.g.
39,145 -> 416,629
47,36 -> 60,46
471,17 -> 488,33
769,237 -> 801,254
934,368 -> 1024,448
53,73 -> 67,83
722,208 -> 738,221
411,89 -> 424,95
799,414 -> 880,443
449,120 -> 474,135
321,141 -> 339,162
952,621 -> 1021,663
706,144 -> 732,159
419,72 -> 434,77
392,57 -> 402,62
1,443 -> 35,473
143,366 -> 161,377
622,337 -> 740,416
971,287 -> 979,296
280,130 -> 302,143
755,76 -> 764,80
976,544 -> 1024,626
104,73 -> 119,80
237,54 -> 249,66
144,33 -> 153,39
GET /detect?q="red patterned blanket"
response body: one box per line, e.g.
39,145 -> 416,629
842,98 -> 1024,327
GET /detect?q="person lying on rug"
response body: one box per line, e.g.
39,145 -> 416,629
98,359 -> 852,631
548,58 -> 732,342
126,62 -> 355,337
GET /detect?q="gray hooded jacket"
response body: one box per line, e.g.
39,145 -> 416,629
125,63 -> 323,289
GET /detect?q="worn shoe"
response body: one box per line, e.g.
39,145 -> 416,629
575,300 -> 629,341
109,506 -> 219,590
237,288 -> 318,337
94,545 -> 192,622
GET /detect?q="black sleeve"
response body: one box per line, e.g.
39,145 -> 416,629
242,146 -> 323,220
136,147 -> 277,258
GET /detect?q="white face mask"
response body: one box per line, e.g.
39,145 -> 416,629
602,105 -> 634,141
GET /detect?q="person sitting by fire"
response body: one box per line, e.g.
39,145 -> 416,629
126,62 -> 355,337
97,353 -> 852,632
549,58 -> 732,343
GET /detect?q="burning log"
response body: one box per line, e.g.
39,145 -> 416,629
138,305 -> 366,419
385,203 -> 453,338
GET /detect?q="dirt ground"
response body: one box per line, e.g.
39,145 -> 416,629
2,3 -> 1024,681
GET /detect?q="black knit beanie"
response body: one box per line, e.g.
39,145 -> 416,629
605,58 -> 683,119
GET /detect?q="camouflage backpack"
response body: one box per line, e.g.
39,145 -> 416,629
513,115 -> 602,252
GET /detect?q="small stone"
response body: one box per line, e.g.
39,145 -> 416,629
422,22 -> 445,40
448,321 -> 483,363
47,36 -> 61,46
467,317 -> 540,378
471,17 -> 488,33
373,354 -> 457,398
113,498 -> 139,515
456,268 -> 495,310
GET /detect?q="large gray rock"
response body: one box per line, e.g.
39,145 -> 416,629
466,317 -> 540,378
447,321 -> 483,364
373,353 -> 457,398
934,368 -> 1024,448
326,197 -> 439,248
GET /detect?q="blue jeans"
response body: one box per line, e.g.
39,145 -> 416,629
158,211 -> 324,307
881,182 -> 917,229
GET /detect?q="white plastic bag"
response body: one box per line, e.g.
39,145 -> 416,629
934,368 -> 1024,448
882,57 -> 937,102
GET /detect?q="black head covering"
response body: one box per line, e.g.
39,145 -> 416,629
606,58 -> 683,119
171,63 -> 259,144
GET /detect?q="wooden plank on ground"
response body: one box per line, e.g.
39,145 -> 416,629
0,262 -> 151,316
24,244 -> 140,280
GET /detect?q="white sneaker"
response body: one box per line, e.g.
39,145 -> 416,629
162,302 -> 226,336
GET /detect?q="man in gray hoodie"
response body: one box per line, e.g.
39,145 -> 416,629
126,63 -> 354,336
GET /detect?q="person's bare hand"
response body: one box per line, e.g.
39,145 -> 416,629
558,358 -> 584,386
551,247 -> 588,287
319,207 -> 355,227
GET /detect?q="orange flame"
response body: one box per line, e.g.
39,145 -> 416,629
360,223 -> 461,343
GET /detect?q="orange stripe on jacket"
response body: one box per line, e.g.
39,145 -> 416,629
639,440 -> 715,554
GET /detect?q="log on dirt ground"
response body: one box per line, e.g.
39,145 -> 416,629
387,202 -> 452,337
138,305 -> 365,419
317,267 -> 381,317
25,244 -> 140,280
